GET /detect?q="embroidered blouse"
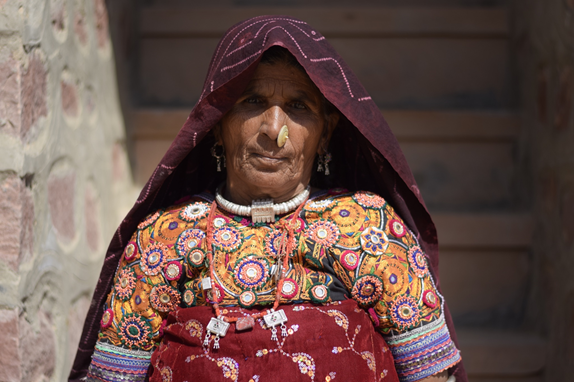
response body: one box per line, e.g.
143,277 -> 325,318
87,190 -> 461,382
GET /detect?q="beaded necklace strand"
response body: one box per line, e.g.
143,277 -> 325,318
202,194 -> 308,349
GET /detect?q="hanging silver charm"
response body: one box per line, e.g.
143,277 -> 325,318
207,317 -> 230,337
263,309 -> 288,327
264,309 -> 288,340
205,317 -> 229,350
271,326 -> 278,341
213,334 -> 221,349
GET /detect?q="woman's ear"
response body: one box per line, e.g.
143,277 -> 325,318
317,111 -> 340,155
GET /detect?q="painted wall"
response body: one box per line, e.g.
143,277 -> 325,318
0,0 -> 138,380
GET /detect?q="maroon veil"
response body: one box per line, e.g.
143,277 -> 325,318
70,15 -> 467,381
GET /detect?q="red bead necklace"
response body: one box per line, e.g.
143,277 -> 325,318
202,196 -> 308,349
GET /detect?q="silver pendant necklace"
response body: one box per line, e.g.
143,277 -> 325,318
215,184 -> 310,223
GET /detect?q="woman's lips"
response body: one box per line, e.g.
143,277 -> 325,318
252,152 -> 286,161
250,152 -> 287,166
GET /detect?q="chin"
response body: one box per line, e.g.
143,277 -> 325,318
241,171 -> 298,195
248,173 -> 292,188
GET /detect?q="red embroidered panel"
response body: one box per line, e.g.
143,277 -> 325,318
150,300 -> 399,382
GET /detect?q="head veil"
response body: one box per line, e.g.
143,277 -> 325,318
70,15 -> 467,381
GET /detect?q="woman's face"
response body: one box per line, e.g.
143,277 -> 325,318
217,61 -> 337,204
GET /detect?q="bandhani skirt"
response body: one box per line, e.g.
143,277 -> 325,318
149,299 -> 398,382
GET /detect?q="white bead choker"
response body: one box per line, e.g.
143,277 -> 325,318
215,184 -> 310,223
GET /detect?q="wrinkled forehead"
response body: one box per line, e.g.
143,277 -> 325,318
243,61 -> 323,101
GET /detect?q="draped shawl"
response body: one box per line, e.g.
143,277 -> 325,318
70,15 -> 467,382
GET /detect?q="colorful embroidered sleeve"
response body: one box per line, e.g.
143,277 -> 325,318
321,191 -> 461,382
87,199 -> 209,381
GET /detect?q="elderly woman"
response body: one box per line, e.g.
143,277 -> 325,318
70,16 -> 466,382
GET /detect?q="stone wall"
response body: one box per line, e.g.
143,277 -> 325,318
0,0 -> 137,381
513,0 -> 574,379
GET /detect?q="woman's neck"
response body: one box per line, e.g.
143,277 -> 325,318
223,180 -> 309,206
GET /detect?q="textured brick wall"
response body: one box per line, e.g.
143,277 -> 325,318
514,0 -> 574,379
0,0 -> 137,380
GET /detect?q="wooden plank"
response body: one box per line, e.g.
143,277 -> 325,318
140,7 -> 509,38
434,213 -> 533,248
328,38 -> 510,109
138,37 -> 510,107
401,141 -> 515,210
457,330 -> 546,376
132,108 -> 519,141
439,249 -> 529,319
385,110 -> 519,141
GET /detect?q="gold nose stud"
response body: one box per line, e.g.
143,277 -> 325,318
277,125 -> 289,147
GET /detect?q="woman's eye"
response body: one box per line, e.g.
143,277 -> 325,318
245,97 -> 261,104
292,102 -> 306,110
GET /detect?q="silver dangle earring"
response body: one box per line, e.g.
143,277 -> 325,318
211,144 -> 226,172
317,152 -> 331,175
317,155 -> 324,173
324,152 -> 332,176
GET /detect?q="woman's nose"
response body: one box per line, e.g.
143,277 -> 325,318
259,105 -> 286,141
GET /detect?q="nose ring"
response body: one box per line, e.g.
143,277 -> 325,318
277,125 -> 289,147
